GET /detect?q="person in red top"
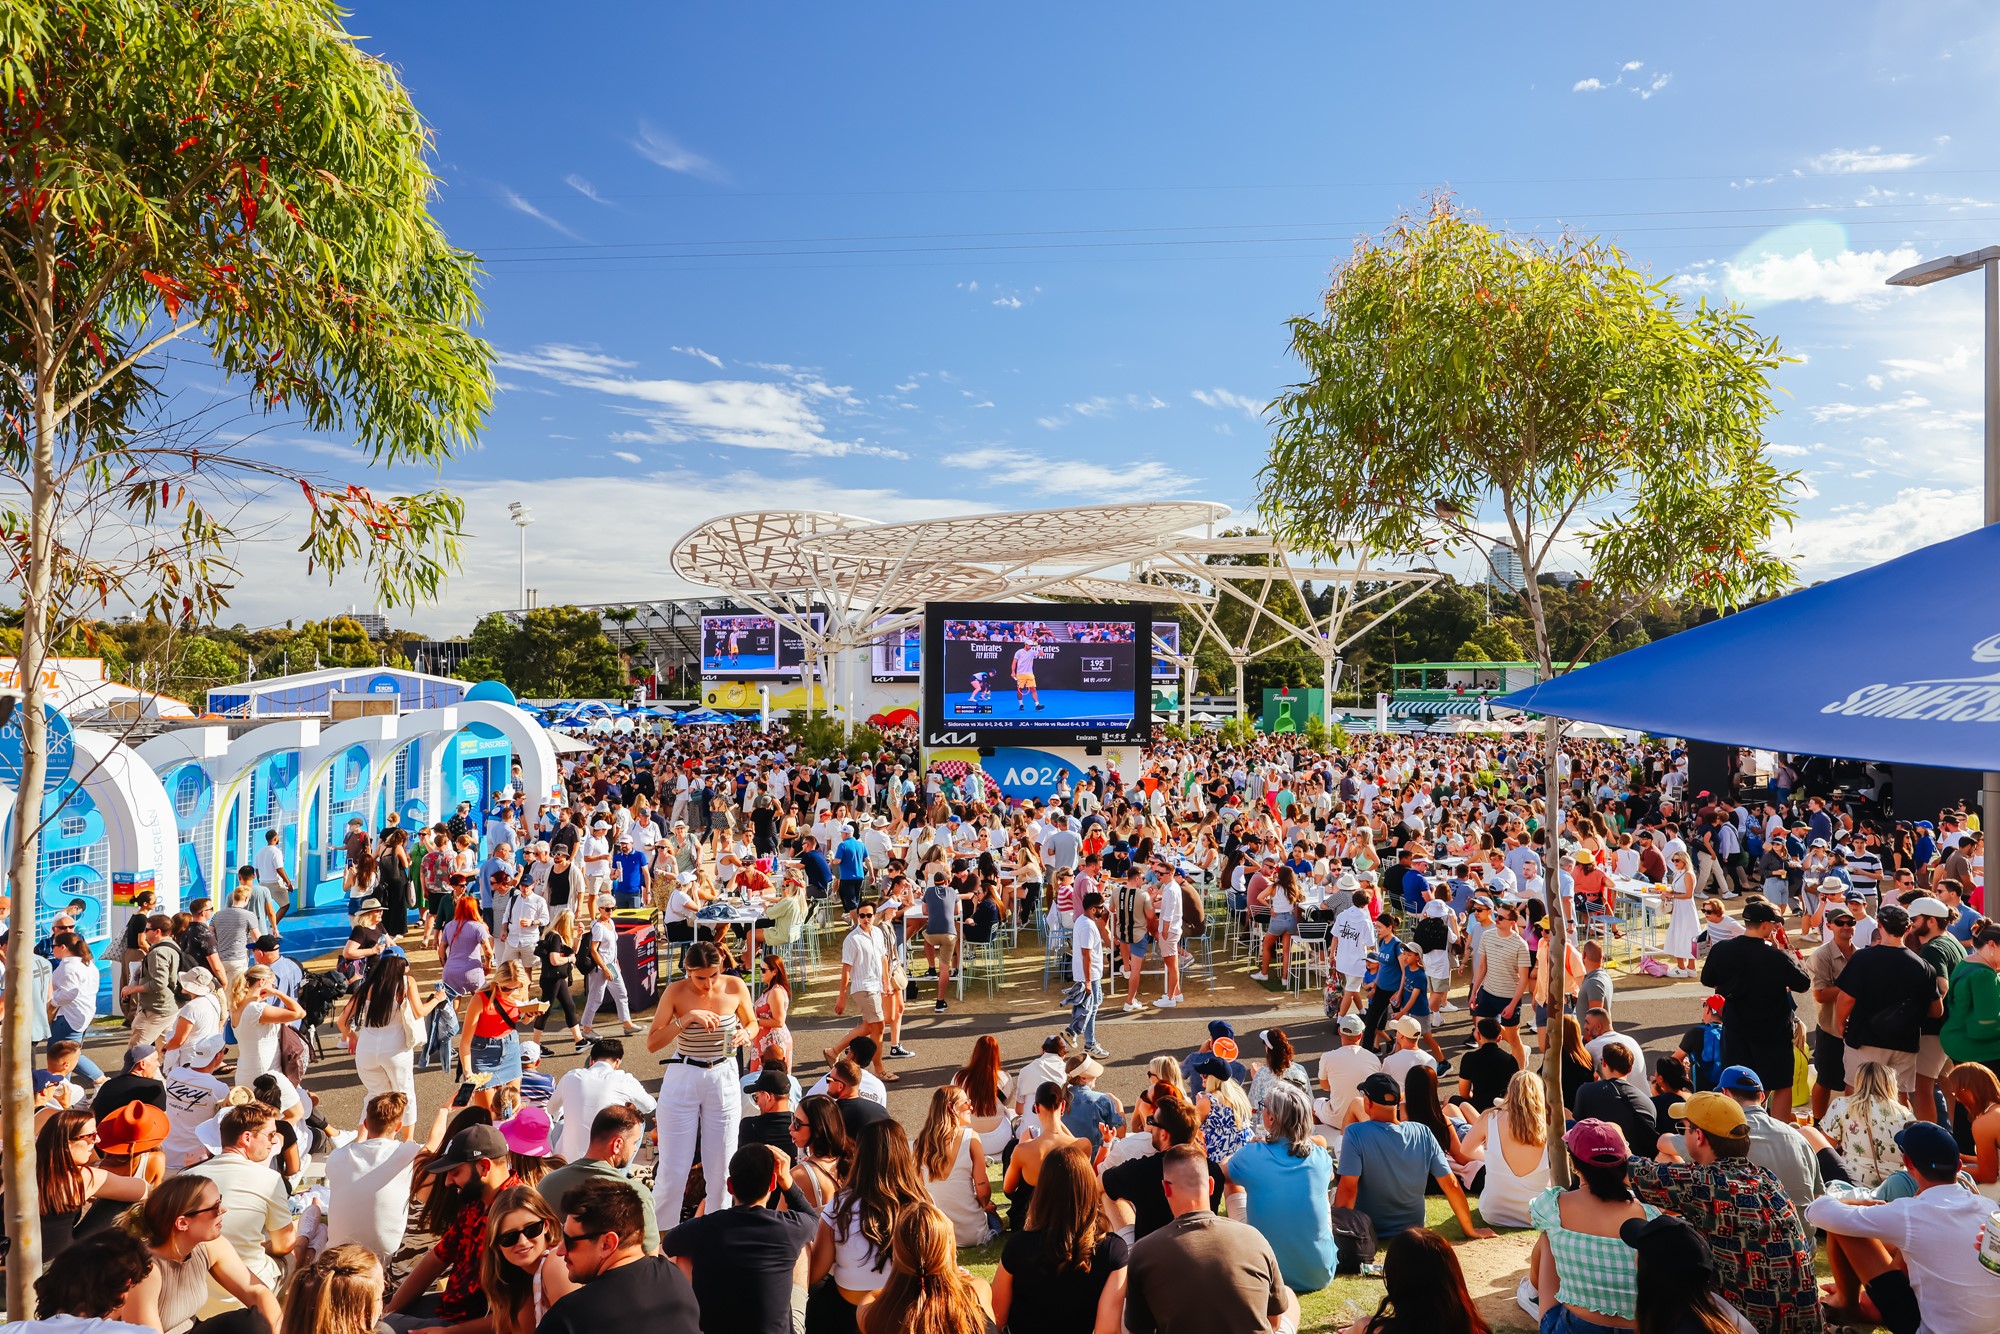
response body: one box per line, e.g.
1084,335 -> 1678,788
1638,833 -> 1669,884
383,1124 -> 521,1332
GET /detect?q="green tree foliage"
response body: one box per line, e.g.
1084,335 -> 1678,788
454,608 -> 624,698
160,633 -> 243,703
1260,197 -> 1799,1179
791,714 -> 886,763
0,3 -> 492,1296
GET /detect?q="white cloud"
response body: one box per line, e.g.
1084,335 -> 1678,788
941,447 -> 1196,499
612,450 -> 642,464
496,344 -> 903,459
1882,346 -> 1972,380
1620,60 -> 1643,71
992,296 -> 1022,309
1786,486 -> 1979,578
1722,245 -> 1922,306
564,174 -> 611,206
498,187 -> 583,240
671,345 -> 726,369
1809,146 -> 1929,173
1572,63 -> 1669,98
895,381 -> 919,393
631,123 -> 724,181
1191,388 -> 1264,419
1807,392 -> 1931,422
1765,443 -> 1811,456
1572,78 -> 1605,92
1634,72 -> 1671,99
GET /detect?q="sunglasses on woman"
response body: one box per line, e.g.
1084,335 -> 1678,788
498,1219 -> 548,1247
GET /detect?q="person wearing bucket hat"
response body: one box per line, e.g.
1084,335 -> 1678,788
1626,1093 -> 1819,1334
1806,1118 -> 1996,1334
498,1105 -> 555,1159
158,964 -> 224,1071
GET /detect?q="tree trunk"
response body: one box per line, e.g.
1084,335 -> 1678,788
1515,567 -> 1572,1187
4,380 -> 59,1316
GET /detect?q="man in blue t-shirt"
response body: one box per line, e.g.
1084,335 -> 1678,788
1361,919 -> 1405,1053
797,834 -> 833,902
611,837 -> 648,909
833,826 -> 870,914
1334,1073 -> 1492,1241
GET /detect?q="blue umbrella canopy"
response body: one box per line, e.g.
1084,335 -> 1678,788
674,708 -> 737,725
1497,524 -> 2000,771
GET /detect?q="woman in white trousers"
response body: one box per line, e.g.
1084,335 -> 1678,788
581,895 -> 641,1037
339,953 -> 449,1136
647,939 -> 756,1220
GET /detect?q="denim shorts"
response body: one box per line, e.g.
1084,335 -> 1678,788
1269,913 -> 1300,935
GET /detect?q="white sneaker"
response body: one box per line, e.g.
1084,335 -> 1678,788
1438,1002 -> 1460,1012
1122,1000 -> 1145,1012
1719,890 -> 1740,899
1249,971 -> 1270,982
1154,995 -> 1180,1008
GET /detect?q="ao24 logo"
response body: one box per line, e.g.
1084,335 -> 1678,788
1004,765 -> 1069,787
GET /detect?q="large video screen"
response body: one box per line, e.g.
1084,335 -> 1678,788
923,603 -> 1151,746
1152,622 -> 1182,679
699,612 -> 824,678
870,619 -> 921,682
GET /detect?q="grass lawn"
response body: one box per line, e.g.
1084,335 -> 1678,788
959,1196 -> 1537,1334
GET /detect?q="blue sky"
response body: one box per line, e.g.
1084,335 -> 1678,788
278,3 -> 2000,633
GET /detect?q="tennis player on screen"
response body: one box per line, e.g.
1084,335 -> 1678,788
967,669 -> 994,703
726,622 -> 741,666
1010,642 -> 1047,711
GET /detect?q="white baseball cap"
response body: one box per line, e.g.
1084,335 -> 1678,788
1422,900 -> 1450,918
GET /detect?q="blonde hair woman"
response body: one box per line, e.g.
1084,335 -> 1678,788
1819,1060 -> 1914,1188
226,964 -> 303,1090
855,1202 -> 994,1334
1146,1055 -> 1188,1105
1661,850 -> 1700,976
1456,1069 -> 1552,1228
459,960 -> 545,1110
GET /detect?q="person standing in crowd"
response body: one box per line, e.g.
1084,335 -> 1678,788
1942,923 -> 2000,1078
46,932 -> 104,1086
1806,903 -> 1860,1119
1699,899 -> 1810,1123
649,939 -> 756,1222
550,1036 -> 656,1160
1469,901 -> 1531,1067
1836,903 -> 1944,1101
1068,891 -> 1111,1060
581,894 -> 639,1039
1904,894 -> 1966,1124
122,913 -> 183,1052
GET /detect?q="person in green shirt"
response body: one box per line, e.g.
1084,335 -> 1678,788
1940,924 -> 2000,1072
1908,897 -> 1967,1120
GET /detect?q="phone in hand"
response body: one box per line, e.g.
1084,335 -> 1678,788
450,1079 -> 479,1107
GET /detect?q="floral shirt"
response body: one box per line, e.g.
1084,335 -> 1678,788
1819,1094 -> 1915,1189
1201,1103 -> 1250,1162
1626,1158 -> 1822,1334
435,1175 -> 522,1321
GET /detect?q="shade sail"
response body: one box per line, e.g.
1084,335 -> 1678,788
1495,524 -> 2000,772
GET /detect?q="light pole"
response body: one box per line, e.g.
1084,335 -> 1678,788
1886,245 -> 2000,839
507,502 -> 534,610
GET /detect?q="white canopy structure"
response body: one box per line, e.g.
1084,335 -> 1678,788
666,501 -> 1441,730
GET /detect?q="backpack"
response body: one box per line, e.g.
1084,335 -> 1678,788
1413,915 -> 1449,954
1693,1021 -> 1724,1090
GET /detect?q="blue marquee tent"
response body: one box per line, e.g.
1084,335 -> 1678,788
1496,524 -> 2000,772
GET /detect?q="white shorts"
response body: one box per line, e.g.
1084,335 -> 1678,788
1340,969 -> 1366,994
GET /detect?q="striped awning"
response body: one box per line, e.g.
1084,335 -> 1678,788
1390,698 -> 1493,718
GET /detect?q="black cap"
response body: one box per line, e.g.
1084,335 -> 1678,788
424,1124 -> 509,1175
1359,1072 -> 1402,1105
750,1068 -> 792,1098
1742,901 -> 1781,926
252,935 -> 283,953
1876,904 -> 1912,935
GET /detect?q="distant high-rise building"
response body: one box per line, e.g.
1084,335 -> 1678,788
1486,542 -> 1526,595
348,612 -> 389,638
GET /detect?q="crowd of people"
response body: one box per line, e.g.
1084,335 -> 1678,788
5,717 -> 2000,1334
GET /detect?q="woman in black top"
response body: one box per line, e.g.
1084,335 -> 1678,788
376,828 -> 413,938
992,1140 -> 1128,1334
1547,1015 -> 1595,1114
36,1107 -> 147,1259
535,910 -> 584,1045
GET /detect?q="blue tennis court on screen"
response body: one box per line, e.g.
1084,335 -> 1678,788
941,687 -> 1133,725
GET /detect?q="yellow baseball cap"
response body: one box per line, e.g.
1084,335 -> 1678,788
1669,1091 -> 1747,1139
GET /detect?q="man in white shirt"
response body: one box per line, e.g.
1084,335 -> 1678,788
1040,813 -> 1081,875
580,820 -> 613,897
1068,892 -> 1110,1060
806,1034 -> 890,1106
1330,884 -> 1374,1016
160,1033 -> 231,1169
253,829 -> 294,923
1581,1007 -> 1650,1105
1805,1120 -> 1994,1334
1014,1034 -> 1072,1117
831,899 -> 889,1082
186,1101 -> 299,1287
493,875 -> 550,971
550,1037 -> 658,1161
1381,1016 -> 1438,1088
327,1092 -> 426,1258
1150,861 -> 1186,1009
1317,1014 -> 1383,1137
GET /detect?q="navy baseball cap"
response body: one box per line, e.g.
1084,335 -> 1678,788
1208,1019 -> 1236,1040
1715,1065 -> 1764,1095
1894,1121 -> 1961,1177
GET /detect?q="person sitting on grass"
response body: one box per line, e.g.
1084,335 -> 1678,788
1333,1072 -> 1494,1252
1340,1227 -> 1492,1334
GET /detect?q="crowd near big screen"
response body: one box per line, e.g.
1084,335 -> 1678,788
922,600 -> 1151,746
698,611 -> 824,676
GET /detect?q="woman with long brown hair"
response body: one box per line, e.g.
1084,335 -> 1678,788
952,1033 -> 1015,1157
133,1172 -> 283,1334
534,908 -> 585,1047
912,1086 -> 1001,1245
807,1120 -> 930,1334
479,1185 -> 576,1334
790,1093 -> 849,1212
37,1106 -> 148,1259
855,1202 -> 994,1334
992,1141 -> 1127,1334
